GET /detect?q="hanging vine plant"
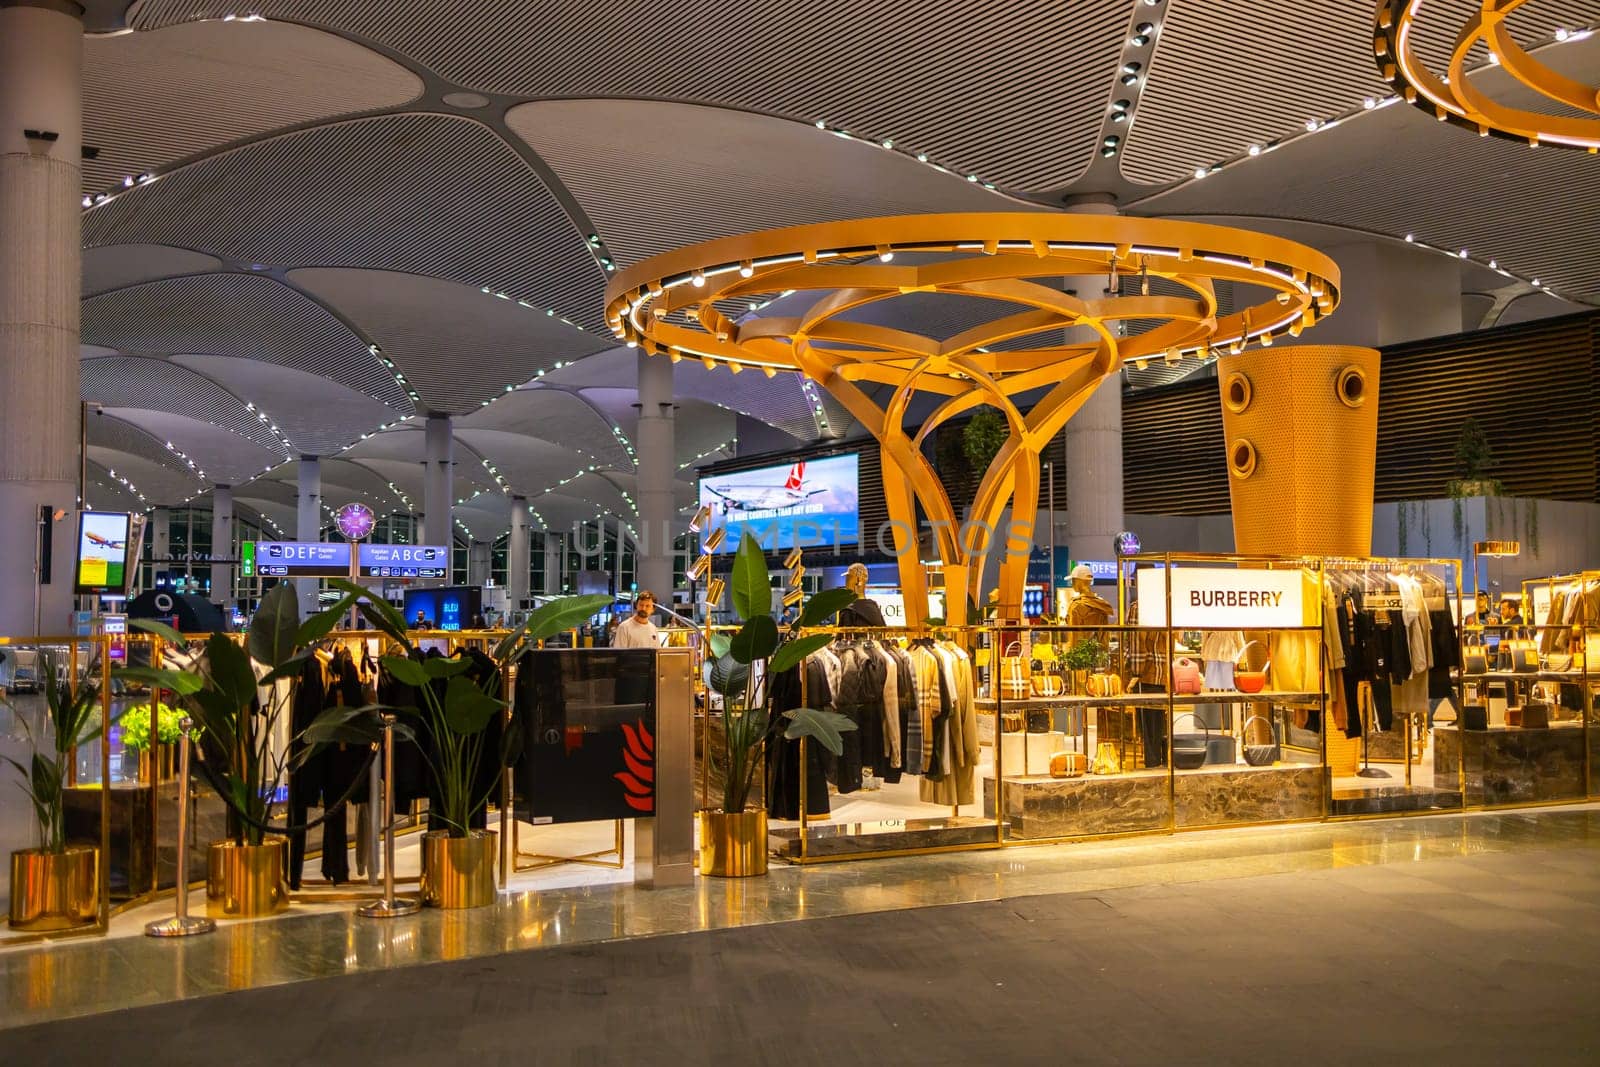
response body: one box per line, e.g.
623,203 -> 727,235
962,408 -> 1007,473
1397,500 -> 1410,557
1447,417 -> 1504,554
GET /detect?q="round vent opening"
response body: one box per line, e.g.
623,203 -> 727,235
1229,439 -> 1258,479
1223,371 -> 1253,414
1336,366 -> 1367,409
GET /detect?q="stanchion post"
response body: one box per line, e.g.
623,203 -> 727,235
145,718 -> 215,938
367,747 -> 381,886
358,714 -> 420,918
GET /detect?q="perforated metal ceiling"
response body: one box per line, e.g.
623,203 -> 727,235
83,19 -> 421,196
83,245 -> 220,297
81,356 -> 288,457
82,114 -> 607,330
83,273 -> 406,406
132,0 -> 1129,192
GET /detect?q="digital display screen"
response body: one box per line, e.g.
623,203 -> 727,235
76,512 -> 131,594
246,541 -> 352,578
698,453 -> 859,553
357,544 -> 449,579
403,587 -> 482,632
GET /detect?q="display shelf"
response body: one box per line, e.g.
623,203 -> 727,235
1459,670 -> 1588,683
977,690 -> 1324,709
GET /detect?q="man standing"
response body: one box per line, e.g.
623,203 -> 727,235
614,591 -> 662,648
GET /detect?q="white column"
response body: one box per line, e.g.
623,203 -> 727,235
150,507 -> 171,562
543,531 -> 562,594
422,414 -> 452,565
635,351 -> 675,600
0,3 -> 82,635
507,495 -> 530,607
466,540 -> 491,588
1061,195 -> 1123,567
210,485 -> 234,605
295,456 -> 320,619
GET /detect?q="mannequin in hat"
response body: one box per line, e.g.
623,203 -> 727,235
838,562 -> 887,628
1065,563 -> 1113,626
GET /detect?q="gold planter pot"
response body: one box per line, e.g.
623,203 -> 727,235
206,840 -> 290,919
8,846 -> 98,931
698,809 -> 768,877
420,830 -> 497,909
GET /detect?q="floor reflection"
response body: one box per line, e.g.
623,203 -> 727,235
0,804 -> 1596,1029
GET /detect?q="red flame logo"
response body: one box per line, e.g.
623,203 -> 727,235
615,720 -> 655,812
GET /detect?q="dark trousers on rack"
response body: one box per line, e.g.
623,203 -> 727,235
288,782 -> 350,889
1133,682 -> 1167,768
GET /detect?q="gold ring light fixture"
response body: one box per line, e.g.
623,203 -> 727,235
1374,0 -> 1600,151
607,214 -> 1339,625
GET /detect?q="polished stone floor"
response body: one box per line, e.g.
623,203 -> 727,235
3,804 -> 1599,1032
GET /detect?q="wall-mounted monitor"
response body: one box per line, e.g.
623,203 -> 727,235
698,453 -> 859,553
75,511 -> 131,594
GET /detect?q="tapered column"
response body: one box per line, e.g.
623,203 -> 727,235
423,415 -> 452,568
507,495 -> 530,607
466,540 -> 490,588
0,2 -> 83,634
210,485 -> 234,605
296,457 -> 321,618
1061,195 -> 1123,568
635,352 -> 675,600
543,532 -> 562,594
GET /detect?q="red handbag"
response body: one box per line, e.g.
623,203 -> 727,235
1172,657 -> 1202,695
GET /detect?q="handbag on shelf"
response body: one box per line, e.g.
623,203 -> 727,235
1520,703 -> 1550,729
1049,750 -> 1086,779
1502,639 -> 1539,674
1461,704 -> 1489,731
1001,711 -> 1025,733
1171,712 -> 1210,770
1030,673 -> 1063,698
1463,639 -> 1489,674
1234,641 -> 1271,694
1241,714 -> 1280,766
1086,672 -> 1123,698
1172,657 -> 1203,696
1000,641 -> 1030,701
1091,741 -> 1122,776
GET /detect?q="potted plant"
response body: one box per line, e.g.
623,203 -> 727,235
4,652 -> 106,931
700,532 -> 859,877
1062,637 -> 1102,696
323,578 -> 612,908
121,582 -> 381,918
118,698 -> 185,782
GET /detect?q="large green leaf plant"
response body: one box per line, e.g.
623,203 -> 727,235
319,578 -> 612,838
118,582 -> 382,847
708,531 -> 858,815
2,652 -> 107,855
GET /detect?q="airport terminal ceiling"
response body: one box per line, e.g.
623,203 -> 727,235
66,0 -> 1600,539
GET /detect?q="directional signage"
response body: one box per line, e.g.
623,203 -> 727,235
245,541 -> 352,578
358,543 -> 450,579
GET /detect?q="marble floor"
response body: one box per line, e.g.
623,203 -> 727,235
3,802 -> 1599,1030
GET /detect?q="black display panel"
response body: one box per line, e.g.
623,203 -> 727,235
514,649 -> 658,823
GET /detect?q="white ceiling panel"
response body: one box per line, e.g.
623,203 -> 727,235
95,408 -> 281,484
172,354 -> 401,456
83,245 -> 222,296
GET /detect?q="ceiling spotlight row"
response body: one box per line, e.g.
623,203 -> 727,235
1100,7 -> 1162,160
810,118 -> 1002,191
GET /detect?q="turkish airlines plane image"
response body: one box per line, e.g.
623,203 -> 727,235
703,462 -> 827,515
84,530 -> 126,550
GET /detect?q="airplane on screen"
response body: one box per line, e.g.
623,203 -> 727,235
84,531 -> 125,550
704,462 -> 826,515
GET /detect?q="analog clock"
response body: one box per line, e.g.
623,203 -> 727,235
334,502 -> 377,542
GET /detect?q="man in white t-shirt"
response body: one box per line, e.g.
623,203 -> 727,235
613,591 -> 661,649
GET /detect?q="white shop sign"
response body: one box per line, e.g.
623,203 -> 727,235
870,592 -> 946,627
1135,567 -> 1303,628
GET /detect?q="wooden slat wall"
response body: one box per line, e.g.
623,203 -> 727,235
1123,309 -> 1600,514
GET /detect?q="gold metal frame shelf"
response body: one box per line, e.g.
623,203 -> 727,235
1374,0 -> 1600,151
608,215 -> 1340,624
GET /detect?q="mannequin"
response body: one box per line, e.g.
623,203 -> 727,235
1065,564 -> 1113,625
839,562 -> 887,628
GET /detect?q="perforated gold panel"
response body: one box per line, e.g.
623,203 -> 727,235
1218,345 -> 1381,557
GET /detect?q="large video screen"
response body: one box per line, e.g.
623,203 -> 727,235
75,511 -> 131,594
699,453 -> 859,552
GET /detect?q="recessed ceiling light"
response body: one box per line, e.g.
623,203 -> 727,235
1405,233 -> 1415,242
1247,144 -> 1261,156
1458,248 -> 1469,258
1193,167 -> 1207,179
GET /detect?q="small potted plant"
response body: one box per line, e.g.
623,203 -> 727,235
4,652 -> 105,931
1062,637 -> 1102,696
700,532 -> 859,877
322,578 -> 613,908
117,699 -> 185,782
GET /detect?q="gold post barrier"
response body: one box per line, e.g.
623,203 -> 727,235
144,719 -> 215,938
357,715 -> 420,918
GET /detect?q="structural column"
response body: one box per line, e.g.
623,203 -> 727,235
0,2 -> 82,634
210,485 -> 234,605
1061,194 -> 1123,568
543,531 -> 562,594
295,457 -> 320,618
466,540 -> 490,589
635,352 -> 675,600
507,495 -> 530,608
423,414 -> 452,569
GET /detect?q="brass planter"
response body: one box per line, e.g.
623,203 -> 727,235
206,840 -> 290,919
8,846 -> 98,931
698,809 -> 768,877
420,830 -> 497,909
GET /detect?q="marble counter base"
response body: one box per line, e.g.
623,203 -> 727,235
770,817 -> 999,859
984,773 -> 1169,839
1435,725 -> 1587,804
1174,765 -> 1323,827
